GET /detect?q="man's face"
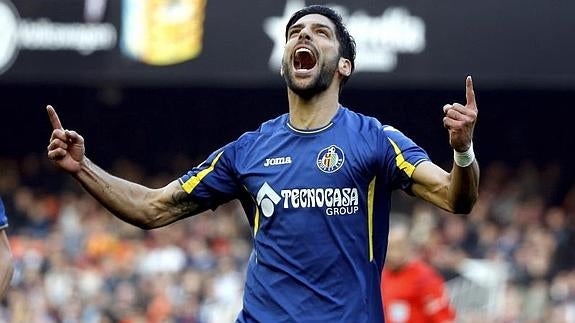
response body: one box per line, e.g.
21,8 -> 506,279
282,14 -> 342,99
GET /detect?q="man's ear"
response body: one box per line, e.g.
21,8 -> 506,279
338,58 -> 351,77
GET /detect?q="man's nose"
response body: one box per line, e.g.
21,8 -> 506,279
298,28 -> 312,41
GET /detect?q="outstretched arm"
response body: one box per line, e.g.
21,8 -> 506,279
46,106 -> 203,229
411,76 -> 479,214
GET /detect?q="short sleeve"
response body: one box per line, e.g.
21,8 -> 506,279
178,142 -> 240,210
379,125 -> 429,192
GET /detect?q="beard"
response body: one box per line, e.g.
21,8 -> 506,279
282,55 -> 339,100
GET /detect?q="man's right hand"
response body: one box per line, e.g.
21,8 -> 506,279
47,105 -> 86,174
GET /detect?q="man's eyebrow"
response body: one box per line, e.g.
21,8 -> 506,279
288,22 -> 334,33
287,23 -> 304,33
312,23 -> 333,30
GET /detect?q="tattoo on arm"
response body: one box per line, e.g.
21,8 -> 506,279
170,189 -> 201,218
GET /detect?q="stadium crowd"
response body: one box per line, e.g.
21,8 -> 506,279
0,153 -> 573,323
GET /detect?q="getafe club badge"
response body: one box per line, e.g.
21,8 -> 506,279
316,145 -> 345,173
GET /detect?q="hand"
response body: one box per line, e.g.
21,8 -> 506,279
46,105 -> 86,173
442,76 -> 478,152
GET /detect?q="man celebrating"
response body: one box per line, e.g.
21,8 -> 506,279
47,5 -> 479,322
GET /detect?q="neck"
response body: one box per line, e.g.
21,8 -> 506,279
287,84 -> 340,130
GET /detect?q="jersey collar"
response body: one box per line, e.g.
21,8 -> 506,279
286,105 -> 343,135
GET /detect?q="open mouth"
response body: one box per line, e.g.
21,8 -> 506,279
293,48 -> 317,72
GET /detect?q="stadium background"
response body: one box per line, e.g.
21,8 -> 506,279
1,0 -> 574,322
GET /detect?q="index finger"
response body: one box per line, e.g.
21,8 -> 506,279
465,75 -> 476,107
46,105 -> 63,130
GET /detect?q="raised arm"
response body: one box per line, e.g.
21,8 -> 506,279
411,76 -> 479,214
46,105 -> 203,229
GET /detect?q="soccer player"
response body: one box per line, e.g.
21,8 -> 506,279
46,5 -> 479,322
382,222 -> 456,323
0,197 -> 14,298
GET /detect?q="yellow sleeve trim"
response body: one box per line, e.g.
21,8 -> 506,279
181,151 -> 225,194
387,138 -> 416,178
253,207 -> 260,237
367,177 -> 376,262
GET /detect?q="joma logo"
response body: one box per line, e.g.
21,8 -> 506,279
264,156 -> 292,167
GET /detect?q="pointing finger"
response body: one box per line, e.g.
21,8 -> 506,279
47,105 -> 63,130
465,76 -> 476,107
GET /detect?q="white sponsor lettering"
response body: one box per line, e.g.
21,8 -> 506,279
0,0 -> 117,75
326,206 -> 359,216
264,0 -> 426,73
280,187 -> 359,215
19,19 -> 116,54
264,156 -> 292,167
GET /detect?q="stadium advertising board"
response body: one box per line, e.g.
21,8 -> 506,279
0,0 -> 574,88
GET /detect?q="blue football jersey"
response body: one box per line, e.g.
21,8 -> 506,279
179,106 -> 429,322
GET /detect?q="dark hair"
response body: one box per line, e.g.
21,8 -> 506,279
285,5 -> 356,86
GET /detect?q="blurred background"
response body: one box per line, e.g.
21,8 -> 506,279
0,0 -> 574,322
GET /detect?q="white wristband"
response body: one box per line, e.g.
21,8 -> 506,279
454,142 -> 475,167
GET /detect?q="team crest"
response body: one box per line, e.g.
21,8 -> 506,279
316,145 -> 345,173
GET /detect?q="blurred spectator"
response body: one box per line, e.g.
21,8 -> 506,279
382,219 -> 456,323
0,154 -> 574,322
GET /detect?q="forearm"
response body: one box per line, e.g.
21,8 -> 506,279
73,157 -> 190,229
0,230 -> 13,298
411,160 -> 479,214
447,160 -> 479,214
